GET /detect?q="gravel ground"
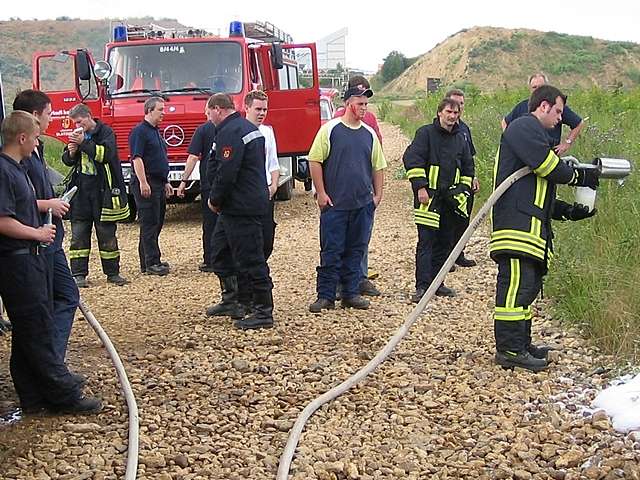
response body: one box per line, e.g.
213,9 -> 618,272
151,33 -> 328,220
1,122 -> 639,480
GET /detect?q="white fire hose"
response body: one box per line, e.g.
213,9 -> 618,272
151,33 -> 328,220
276,166 -> 532,479
78,299 -> 139,480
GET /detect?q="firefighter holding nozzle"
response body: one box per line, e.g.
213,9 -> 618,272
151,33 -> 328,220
491,85 -> 599,373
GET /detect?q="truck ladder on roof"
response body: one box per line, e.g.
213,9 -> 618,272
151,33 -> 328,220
243,21 -> 293,44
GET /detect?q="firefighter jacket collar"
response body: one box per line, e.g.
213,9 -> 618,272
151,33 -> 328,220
433,117 -> 460,135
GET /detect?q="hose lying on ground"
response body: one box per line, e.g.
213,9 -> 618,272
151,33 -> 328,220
79,299 -> 139,480
277,166 -> 532,479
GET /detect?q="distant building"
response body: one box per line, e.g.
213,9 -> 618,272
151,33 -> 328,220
316,28 -> 347,70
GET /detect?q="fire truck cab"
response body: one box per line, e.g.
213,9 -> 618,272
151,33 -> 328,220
32,21 -> 320,218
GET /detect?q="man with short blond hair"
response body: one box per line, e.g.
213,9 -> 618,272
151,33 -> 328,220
0,110 -> 101,415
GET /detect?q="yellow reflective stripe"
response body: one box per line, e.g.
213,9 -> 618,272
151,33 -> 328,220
491,229 -> 546,248
80,153 -> 95,175
506,258 -> 520,308
406,168 -> 427,179
531,217 -> 542,238
95,145 -> 105,163
101,205 -> 130,222
490,240 -> 545,260
428,165 -> 440,189
104,163 -> 113,189
524,306 -> 533,320
454,168 -> 460,184
534,150 -> 560,177
460,176 -> 472,187
69,249 -> 90,259
414,206 -> 440,228
495,306 -> 528,321
99,250 -> 120,260
534,175 -> 548,208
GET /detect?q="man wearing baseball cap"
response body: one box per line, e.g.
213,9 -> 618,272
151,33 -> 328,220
308,85 -> 386,313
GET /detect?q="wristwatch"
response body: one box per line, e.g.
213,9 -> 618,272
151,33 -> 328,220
565,138 -> 573,145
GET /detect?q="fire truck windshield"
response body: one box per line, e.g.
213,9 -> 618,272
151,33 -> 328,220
107,41 -> 243,96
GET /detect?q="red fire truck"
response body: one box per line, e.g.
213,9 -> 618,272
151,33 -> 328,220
32,21 -> 320,219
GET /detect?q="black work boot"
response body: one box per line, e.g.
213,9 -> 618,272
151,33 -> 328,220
309,298 -> 335,313
495,351 -> 548,372
359,279 -> 381,296
341,295 -> 370,310
455,254 -> 477,267
528,344 -> 556,360
206,276 -> 240,317
411,288 -> 426,303
435,284 -> 456,297
230,302 -> 252,320
234,292 -> 273,330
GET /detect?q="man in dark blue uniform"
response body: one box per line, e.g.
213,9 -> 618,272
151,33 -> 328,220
177,98 -> 217,271
502,73 -> 585,155
13,90 -> 81,368
0,111 -> 100,414
446,88 -> 480,268
207,93 -> 274,330
129,96 -> 172,276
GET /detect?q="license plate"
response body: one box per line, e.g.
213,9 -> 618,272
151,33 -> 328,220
168,171 -> 183,181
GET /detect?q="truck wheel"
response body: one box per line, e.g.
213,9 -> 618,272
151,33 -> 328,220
275,179 -> 294,201
123,194 -> 137,223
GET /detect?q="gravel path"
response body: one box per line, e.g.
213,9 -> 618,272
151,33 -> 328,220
1,122 -> 639,480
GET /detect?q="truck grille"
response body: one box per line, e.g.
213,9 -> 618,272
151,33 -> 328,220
112,119 -> 204,163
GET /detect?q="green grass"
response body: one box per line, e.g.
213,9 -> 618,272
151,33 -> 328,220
384,87 -> 640,362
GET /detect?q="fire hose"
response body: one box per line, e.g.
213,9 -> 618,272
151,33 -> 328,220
276,166 -> 532,479
78,299 -> 139,480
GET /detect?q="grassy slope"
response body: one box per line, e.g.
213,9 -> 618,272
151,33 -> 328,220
380,27 -> 640,97
380,87 -> 640,362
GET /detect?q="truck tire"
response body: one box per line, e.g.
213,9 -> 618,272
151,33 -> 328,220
275,178 -> 294,201
123,194 -> 137,223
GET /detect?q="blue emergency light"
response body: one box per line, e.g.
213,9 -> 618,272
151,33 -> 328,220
229,21 -> 244,37
114,25 -> 127,42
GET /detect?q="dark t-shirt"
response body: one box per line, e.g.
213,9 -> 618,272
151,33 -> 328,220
187,121 -> 216,190
22,142 -> 64,252
128,120 -> 169,182
504,99 -> 582,146
0,153 -> 41,254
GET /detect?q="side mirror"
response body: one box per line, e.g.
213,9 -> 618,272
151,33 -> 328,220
94,61 -> 113,82
271,44 -> 284,70
76,50 -> 92,81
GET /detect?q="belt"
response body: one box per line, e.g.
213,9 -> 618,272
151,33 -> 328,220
0,246 -> 40,257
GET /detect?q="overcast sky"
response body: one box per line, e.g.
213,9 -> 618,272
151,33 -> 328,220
2,0 -> 639,72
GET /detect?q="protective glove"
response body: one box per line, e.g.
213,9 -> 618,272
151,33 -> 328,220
444,184 -> 472,219
570,168 -> 600,190
553,200 -> 596,221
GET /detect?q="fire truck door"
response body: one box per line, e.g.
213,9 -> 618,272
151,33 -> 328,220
32,49 -> 102,141
263,43 -> 320,156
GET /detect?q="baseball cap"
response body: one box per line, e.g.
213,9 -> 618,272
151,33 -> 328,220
343,85 -> 374,101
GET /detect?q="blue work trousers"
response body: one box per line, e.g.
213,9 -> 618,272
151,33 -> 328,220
316,202 -> 374,300
45,249 -> 80,362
